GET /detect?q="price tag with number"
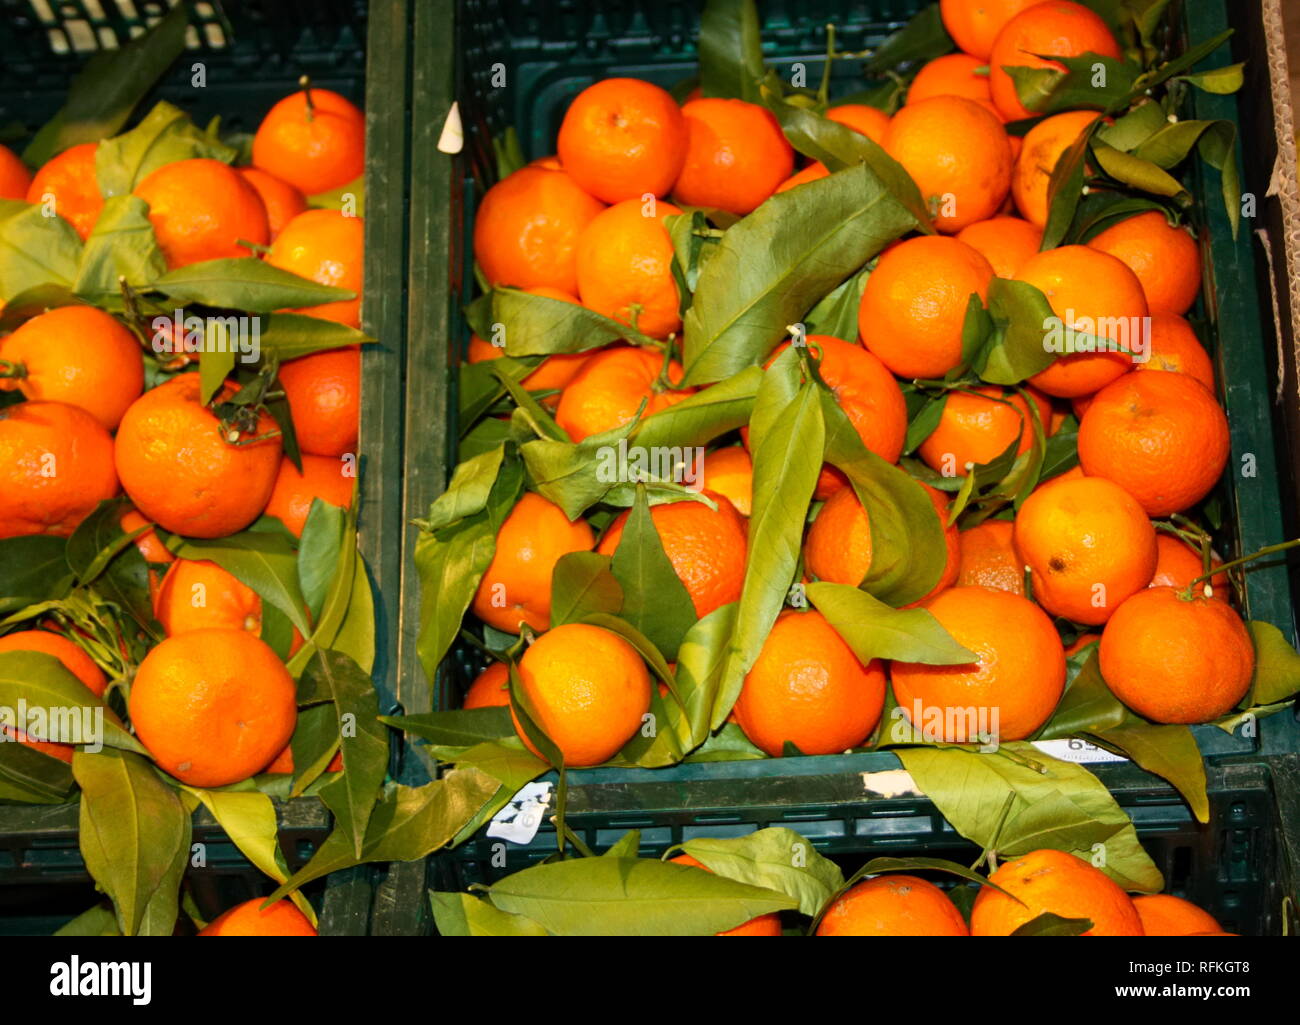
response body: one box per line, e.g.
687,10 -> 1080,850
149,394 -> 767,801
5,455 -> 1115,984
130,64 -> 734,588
1031,738 -> 1128,764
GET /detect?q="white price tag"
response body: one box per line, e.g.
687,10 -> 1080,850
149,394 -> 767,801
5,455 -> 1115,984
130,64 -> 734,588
485,781 -> 554,844
1032,739 -> 1128,764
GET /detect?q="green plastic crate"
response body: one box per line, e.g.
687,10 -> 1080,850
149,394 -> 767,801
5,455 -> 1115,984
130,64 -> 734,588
0,0 -> 418,936
403,0 -> 1300,932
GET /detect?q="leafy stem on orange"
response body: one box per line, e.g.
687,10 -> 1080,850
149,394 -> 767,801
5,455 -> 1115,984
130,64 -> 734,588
1180,537 -> 1300,600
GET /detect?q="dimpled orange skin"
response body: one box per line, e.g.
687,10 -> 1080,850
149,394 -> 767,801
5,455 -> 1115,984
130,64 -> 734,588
825,104 -> 891,144
463,662 -> 512,709
804,483 -> 874,586
555,346 -> 691,442
1019,246 -> 1149,398
1100,586 -> 1254,724
24,142 -> 101,238
120,508 -> 174,566
513,622 -> 652,766
0,143 -> 32,200
1150,534 -> 1226,599
700,446 -> 753,516
557,78 -> 688,203
471,492 -> 595,633
1135,313 -> 1214,392
0,305 -> 144,430
957,519 -> 1024,596
955,216 -> 1043,279
1011,110 -> 1100,228
197,898 -> 317,936
674,98 -> 794,216
133,158 -> 270,269
669,854 -> 783,936
734,610 -> 886,757
278,346 -> 361,457
859,236 -> 996,379
988,1 -> 1123,122
816,875 -> 969,936
264,454 -> 354,537
1086,210 -> 1202,316
129,628 -> 297,788
113,375 -> 281,539
939,0 -> 1042,60
0,401 -> 118,539
1077,371 -> 1229,517
891,586 -> 1065,741
918,385 -> 1051,476
265,208 -> 364,328
883,97 -> 1013,233
597,491 -> 747,619
154,558 -> 262,637
906,53 -> 998,115
575,198 -> 683,338
252,87 -> 365,195
971,849 -> 1144,936
1013,475 -> 1157,625
1132,895 -> 1224,936
236,167 -> 307,239
473,166 -> 605,294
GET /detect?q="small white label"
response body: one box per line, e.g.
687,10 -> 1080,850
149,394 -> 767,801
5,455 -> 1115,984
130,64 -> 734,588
486,781 -> 554,844
1032,739 -> 1128,764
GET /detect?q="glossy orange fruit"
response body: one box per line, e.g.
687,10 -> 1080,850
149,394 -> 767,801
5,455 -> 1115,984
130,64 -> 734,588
154,558 -> 262,637
1077,370 -> 1229,516
25,142 -> 101,239
988,1 -> 1122,122
918,385 -> 1051,476
939,0 -> 1042,60
252,86 -> 365,195
557,78 -> 688,203
473,165 -> 605,294
0,401 -> 118,539
597,491 -> 748,619
674,98 -> 794,215
554,345 -> 691,442
891,585 -> 1065,742
264,454 -> 354,537
1132,894 -> 1224,936
804,483 -> 875,587
816,875 -> 969,936
774,162 -> 830,194
907,53 -> 997,115
198,898 -> 317,936
133,158 -> 270,269
236,166 -> 308,239
955,215 -> 1043,278
884,96 -> 1013,232
699,446 -> 753,516
859,235 -> 995,379
0,629 -> 107,762
114,374 -> 282,539
734,609 -> 887,757
463,661 -> 512,709
575,197 -> 682,338
971,849 -> 1143,935
277,346 -> 361,457
265,208 -> 364,328
1013,475 -> 1157,624
0,143 -> 31,200
1100,586 -> 1254,723
1011,110 -> 1100,228
957,519 -> 1024,596
1150,533 -> 1226,598
512,622 -> 651,766
670,853 -> 783,936
471,491 -> 595,633
1019,245 -> 1149,398
0,305 -> 144,430
825,104 -> 891,144
1086,210 -> 1201,316
120,507 -> 174,566
129,628 -> 297,787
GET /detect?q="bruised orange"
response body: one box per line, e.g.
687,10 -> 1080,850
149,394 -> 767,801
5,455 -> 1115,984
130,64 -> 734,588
1011,110 -> 1100,228
957,519 -> 1024,596
1135,313 -> 1214,392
